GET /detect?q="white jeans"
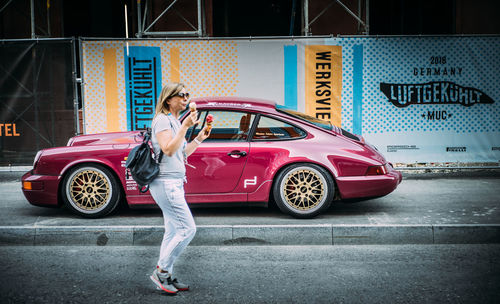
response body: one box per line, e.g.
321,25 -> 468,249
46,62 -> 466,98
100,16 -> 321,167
149,178 -> 196,274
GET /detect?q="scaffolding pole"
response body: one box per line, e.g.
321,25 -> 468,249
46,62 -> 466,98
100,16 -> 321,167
30,0 -> 35,38
71,38 -> 81,135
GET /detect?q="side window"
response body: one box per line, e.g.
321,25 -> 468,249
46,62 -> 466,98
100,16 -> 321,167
252,116 -> 306,141
189,111 -> 255,142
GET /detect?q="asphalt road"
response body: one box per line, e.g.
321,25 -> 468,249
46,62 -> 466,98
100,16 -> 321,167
1,171 -> 499,226
1,244 -> 499,304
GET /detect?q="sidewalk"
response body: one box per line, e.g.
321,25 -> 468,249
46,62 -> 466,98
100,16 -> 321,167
1,169 -> 499,246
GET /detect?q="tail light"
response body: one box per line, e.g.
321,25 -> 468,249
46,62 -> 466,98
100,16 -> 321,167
365,164 -> 389,175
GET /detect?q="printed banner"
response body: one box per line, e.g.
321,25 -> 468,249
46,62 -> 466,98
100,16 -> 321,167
123,46 -> 162,130
304,45 -> 342,126
339,37 -> 500,163
81,37 -> 500,163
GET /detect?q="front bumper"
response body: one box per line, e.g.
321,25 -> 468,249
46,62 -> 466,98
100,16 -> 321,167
336,169 -> 402,199
21,171 -> 61,207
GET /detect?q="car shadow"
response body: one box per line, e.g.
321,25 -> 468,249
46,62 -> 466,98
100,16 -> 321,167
19,197 -> 391,223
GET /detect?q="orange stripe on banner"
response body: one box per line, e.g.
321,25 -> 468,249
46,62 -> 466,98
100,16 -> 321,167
305,45 -> 342,127
103,48 -> 120,132
170,47 -> 180,82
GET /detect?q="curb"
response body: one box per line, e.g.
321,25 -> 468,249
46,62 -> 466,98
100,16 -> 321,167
0,166 -> 32,172
1,224 -> 499,246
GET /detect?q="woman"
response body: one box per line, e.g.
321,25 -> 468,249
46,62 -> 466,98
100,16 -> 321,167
148,82 -> 210,294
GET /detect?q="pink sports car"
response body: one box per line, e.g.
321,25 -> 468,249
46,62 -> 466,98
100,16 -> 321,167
22,97 -> 402,219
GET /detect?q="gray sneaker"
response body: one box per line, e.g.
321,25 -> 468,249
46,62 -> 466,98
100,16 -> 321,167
150,269 -> 178,294
170,277 -> 189,291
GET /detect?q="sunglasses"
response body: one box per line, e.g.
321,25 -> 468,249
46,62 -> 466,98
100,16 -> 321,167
175,92 -> 190,99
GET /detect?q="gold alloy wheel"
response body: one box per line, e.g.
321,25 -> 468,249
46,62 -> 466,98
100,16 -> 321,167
68,168 -> 111,211
282,168 -> 326,211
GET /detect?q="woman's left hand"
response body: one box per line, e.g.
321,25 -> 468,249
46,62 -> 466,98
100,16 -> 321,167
186,124 -> 211,156
197,125 -> 211,142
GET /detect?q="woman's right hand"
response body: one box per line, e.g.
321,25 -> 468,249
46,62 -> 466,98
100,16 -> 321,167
182,111 -> 200,129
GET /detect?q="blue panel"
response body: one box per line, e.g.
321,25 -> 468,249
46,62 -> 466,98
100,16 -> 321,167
353,44 -> 363,135
284,45 -> 298,110
124,46 -> 162,131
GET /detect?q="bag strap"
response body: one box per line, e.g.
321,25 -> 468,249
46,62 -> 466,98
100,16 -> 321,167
158,148 -> 164,163
154,114 -> 175,164
149,113 -> 176,164
145,127 -> 164,163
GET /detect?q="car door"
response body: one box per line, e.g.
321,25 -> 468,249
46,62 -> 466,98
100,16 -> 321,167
184,110 -> 256,195
243,115 -> 308,198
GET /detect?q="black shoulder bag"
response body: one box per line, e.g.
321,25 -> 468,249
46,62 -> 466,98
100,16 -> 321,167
125,128 -> 164,193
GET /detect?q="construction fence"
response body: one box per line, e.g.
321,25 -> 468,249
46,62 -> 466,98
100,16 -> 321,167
1,36 -> 499,165
0,38 -> 77,165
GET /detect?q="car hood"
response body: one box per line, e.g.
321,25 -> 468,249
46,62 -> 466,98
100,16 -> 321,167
67,131 -> 143,146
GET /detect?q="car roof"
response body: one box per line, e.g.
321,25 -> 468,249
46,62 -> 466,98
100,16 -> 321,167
190,97 -> 277,114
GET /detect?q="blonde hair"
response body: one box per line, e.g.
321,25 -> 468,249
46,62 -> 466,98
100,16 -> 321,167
154,82 -> 185,118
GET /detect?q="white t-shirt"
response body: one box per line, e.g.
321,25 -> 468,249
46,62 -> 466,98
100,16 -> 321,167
151,113 -> 187,179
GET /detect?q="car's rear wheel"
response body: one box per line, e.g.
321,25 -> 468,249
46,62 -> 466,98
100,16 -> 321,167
273,163 -> 334,218
61,164 -> 121,218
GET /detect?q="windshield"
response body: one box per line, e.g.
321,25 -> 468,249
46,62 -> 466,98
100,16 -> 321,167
276,105 -> 332,131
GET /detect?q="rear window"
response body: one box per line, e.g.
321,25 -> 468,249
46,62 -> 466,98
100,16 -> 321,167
341,128 -> 360,141
276,105 -> 332,131
276,105 -> 360,141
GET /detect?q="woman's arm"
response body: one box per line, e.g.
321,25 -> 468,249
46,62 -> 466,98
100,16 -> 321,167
156,126 -> 188,157
156,112 -> 199,157
185,125 -> 211,156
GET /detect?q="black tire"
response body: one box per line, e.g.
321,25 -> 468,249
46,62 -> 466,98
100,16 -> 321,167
273,163 -> 334,219
61,164 -> 121,218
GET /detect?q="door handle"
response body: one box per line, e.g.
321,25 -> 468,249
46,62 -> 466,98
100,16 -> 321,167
227,150 -> 247,157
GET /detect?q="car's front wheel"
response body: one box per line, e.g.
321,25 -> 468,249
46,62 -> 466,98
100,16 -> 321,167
61,164 -> 121,218
273,163 -> 334,218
